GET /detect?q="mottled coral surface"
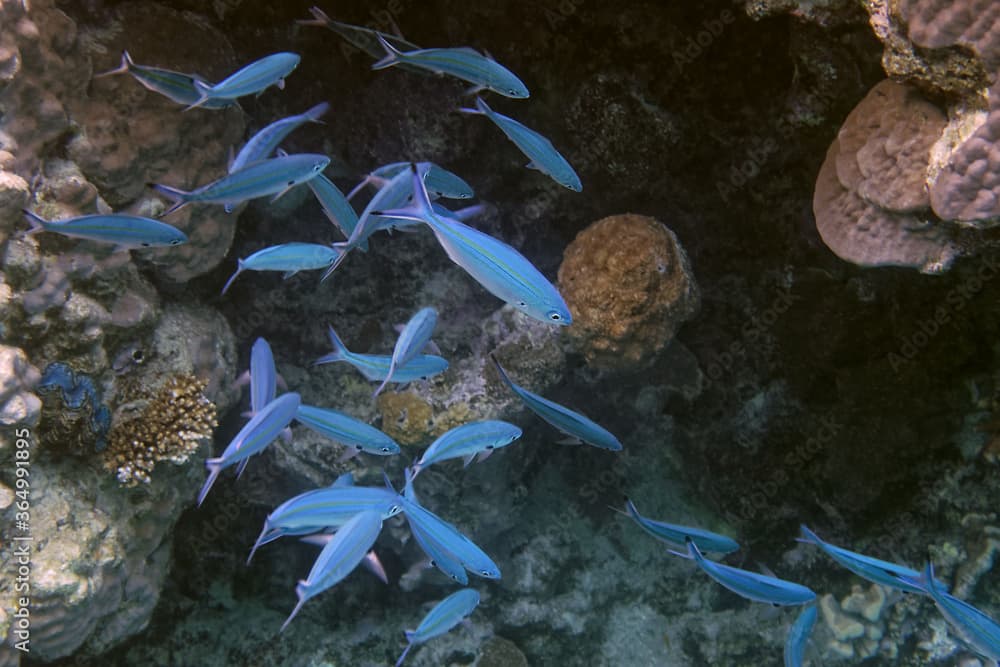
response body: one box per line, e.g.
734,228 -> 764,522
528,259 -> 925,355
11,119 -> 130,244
558,214 -> 700,371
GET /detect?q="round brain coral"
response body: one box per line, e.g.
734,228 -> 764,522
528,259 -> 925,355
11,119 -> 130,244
557,214 -> 700,371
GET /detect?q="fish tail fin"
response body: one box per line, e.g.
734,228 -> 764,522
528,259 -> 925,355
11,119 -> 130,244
382,470 -> 398,495
280,582 -> 310,632
149,183 -> 191,216
362,550 -> 389,584
220,259 -> 244,295
322,324 -> 349,361
304,101 -> 330,122
372,364 -> 395,400
94,50 -> 132,78
372,32 -> 404,70
296,6 -> 331,27
183,80 -> 212,112
370,164 -> 434,225
474,96 -> 492,115
22,209 -> 47,235
246,526 -> 270,564
196,457 -> 225,506
796,524 -> 822,546
621,496 -> 641,519
345,175 -> 372,201
394,641 -> 414,667
489,354 -> 515,390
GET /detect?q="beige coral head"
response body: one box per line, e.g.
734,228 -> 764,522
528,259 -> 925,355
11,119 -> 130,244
557,213 -> 700,372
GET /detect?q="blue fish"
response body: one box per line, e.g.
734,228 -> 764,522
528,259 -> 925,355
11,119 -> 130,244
314,324 -> 448,384
281,508 -> 383,631
491,356 -> 621,451
188,52 -> 300,110
797,525 -> 945,595
296,7 -> 425,69
221,242 -> 341,294
617,497 -> 738,554
249,484 -> 401,563
375,165 -> 572,325
903,562 -> 1000,663
373,307 -> 439,399
151,153 -> 330,216
294,404 -> 401,458
366,162 -> 475,200
784,603 -> 818,667
460,97 -> 581,191
23,209 -> 187,249
249,337 -> 278,416
677,539 -> 816,606
307,174 -> 360,243
413,421 -> 522,478
94,51 -> 236,109
396,588 -> 481,667
398,479 -> 500,580
373,34 -> 529,98
229,101 -> 330,173
197,392 -> 300,506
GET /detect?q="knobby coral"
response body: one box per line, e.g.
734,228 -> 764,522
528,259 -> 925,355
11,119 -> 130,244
103,373 -> 216,486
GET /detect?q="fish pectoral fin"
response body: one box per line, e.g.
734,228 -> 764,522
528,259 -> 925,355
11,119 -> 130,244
282,270 -> 299,280
556,436 -> 583,446
463,84 -> 486,96
277,78 -> 286,90
270,184 -> 296,203
462,454 -> 475,467
525,161 -> 541,171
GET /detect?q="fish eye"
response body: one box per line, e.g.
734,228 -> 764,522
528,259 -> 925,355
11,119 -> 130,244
548,311 -> 562,321
170,239 -> 182,245
516,300 -> 527,308
381,446 -> 391,453
141,242 -> 151,247
480,569 -> 491,576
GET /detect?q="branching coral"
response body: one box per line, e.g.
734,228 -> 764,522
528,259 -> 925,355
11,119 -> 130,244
103,373 -> 216,486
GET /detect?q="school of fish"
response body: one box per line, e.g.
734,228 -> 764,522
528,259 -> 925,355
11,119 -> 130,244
27,5 -> 999,665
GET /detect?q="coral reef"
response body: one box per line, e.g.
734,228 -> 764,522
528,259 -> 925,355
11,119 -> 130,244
804,0 -> 1000,271
36,362 -> 112,450
0,343 -> 39,425
104,374 -> 217,486
819,584 -> 888,660
812,79 -> 962,272
558,214 -> 700,370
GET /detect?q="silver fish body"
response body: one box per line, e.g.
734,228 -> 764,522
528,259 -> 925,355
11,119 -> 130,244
314,324 -> 448,384
294,404 -> 401,456
374,165 -> 572,326
189,52 -> 300,109
373,34 -> 529,98
492,356 -> 621,450
229,102 -> 330,173
682,539 -> 816,607
414,420 -> 522,476
94,51 -> 236,108
23,209 -> 187,249
373,307 -> 439,398
395,589 -> 481,666
249,338 -> 278,416
197,392 -> 300,506
462,97 -> 581,191
152,153 -> 330,216
281,509 -> 383,631
222,243 -> 341,294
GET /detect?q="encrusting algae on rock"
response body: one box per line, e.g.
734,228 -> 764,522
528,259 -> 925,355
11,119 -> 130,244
104,373 -> 216,486
558,213 -> 700,371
